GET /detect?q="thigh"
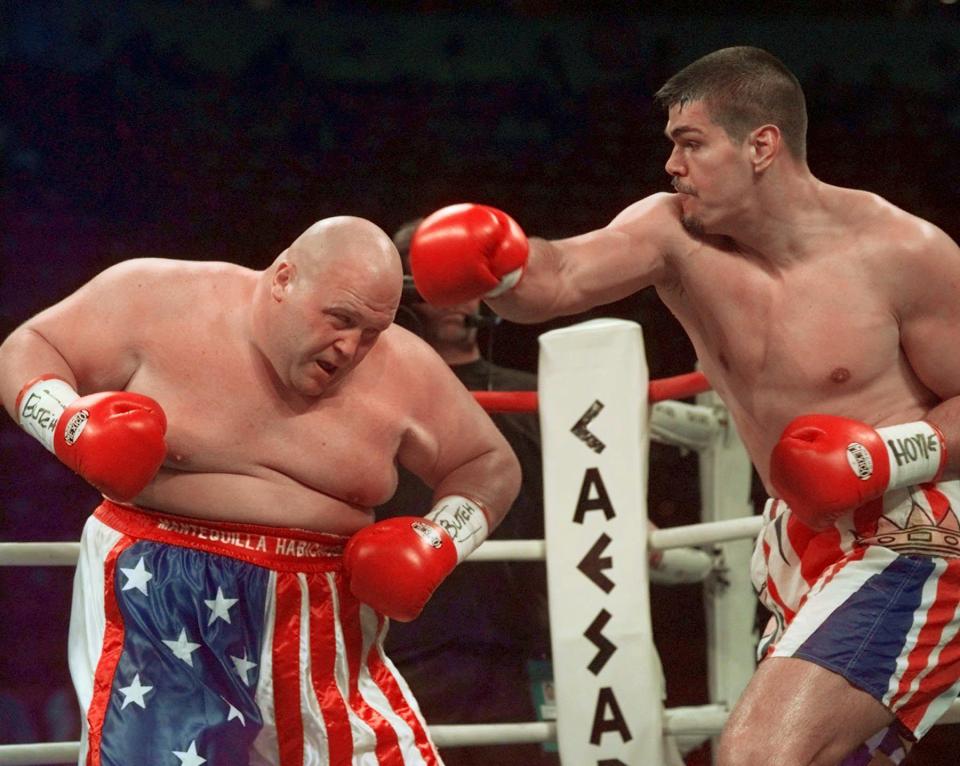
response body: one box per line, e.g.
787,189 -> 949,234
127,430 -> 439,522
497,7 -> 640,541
718,656 -> 896,766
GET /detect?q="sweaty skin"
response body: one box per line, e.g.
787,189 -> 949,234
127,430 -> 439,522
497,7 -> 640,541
488,101 -> 960,495
0,217 -> 520,534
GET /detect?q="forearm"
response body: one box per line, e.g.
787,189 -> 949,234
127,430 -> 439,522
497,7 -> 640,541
0,325 -> 77,419
923,397 -> 960,476
430,446 -> 522,532
485,237 -> 568,323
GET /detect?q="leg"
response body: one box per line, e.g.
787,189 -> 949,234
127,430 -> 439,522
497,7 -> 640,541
716,656 -> 896,766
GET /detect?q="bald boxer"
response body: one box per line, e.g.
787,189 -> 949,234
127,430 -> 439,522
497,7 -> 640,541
0,216 -> 520,765
409,46 -> 960,766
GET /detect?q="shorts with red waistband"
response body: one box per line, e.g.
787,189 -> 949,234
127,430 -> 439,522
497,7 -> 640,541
751,482 -> 960,746
69,501 -> 443,766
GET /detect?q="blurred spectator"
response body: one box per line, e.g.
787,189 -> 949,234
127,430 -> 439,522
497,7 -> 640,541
0,691 -> 37,744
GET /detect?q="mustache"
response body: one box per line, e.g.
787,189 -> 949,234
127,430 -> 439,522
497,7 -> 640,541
671,178 -> 697,196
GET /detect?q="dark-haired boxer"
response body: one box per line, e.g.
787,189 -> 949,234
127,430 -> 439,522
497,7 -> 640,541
409,45 -> 960,766
0,215 -> 520,765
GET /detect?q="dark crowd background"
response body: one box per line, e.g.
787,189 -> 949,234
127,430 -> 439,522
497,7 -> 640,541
2,1 -> 959,763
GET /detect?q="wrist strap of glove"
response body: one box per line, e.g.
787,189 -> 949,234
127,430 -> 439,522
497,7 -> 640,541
425,495 -> 491,563
484,267 -> 523,298
876,420 -> 947,489
16,376 -> 79,452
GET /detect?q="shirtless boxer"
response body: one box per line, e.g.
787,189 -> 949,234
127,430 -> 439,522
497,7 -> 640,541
0,216 -> 520,766
407,46 -> 960,766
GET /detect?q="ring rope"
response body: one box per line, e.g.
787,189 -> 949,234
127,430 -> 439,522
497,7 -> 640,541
0,517 -> 761,568
2,701 -> 960,765
473,370 -> 710,412
0,705 -> 724,765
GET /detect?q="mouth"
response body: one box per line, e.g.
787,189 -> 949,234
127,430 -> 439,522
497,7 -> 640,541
672,180 -> 697,196
314,359 -> 338,377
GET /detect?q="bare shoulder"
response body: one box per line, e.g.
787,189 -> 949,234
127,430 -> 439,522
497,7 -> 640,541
832,187 -> 960,304
609,192 -> 716,257
80,259 -> 255,314
834,187 -> 951,253
608,192 -> 685,238
92,258 -> 252,293
365,325 -> 475,409
372,324 -> 453,380
26,258 -> 257,344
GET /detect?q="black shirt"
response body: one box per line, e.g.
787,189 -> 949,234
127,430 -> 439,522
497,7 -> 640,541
377,358 -> 550,663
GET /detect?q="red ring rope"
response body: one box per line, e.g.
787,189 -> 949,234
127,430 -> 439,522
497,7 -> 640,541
473,371 -> 710,412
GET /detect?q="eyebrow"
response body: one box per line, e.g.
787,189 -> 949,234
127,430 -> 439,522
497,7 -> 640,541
665,125 -> 705,141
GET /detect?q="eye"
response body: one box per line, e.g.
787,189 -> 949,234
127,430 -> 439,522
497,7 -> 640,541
328,312 -> 355,328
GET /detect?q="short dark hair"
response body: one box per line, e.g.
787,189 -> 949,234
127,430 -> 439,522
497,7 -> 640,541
655,46 -> 807,161
392,218 -> 424,274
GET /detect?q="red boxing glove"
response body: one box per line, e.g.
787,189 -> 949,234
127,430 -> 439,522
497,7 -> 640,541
17,377 -> 167,502
410,203 -> 528,307
343,496 -> 490,621
770,414 -> 947,529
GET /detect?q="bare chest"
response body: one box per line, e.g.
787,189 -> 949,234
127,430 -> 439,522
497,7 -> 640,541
127,329 -> 403,507
662,250 -> 908,422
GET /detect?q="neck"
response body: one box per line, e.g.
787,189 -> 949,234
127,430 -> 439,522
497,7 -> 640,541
725,173 -> 828,266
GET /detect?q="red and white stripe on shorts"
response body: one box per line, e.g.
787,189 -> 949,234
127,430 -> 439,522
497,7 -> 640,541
752,483 -> 960,740
69,502 -> 444,766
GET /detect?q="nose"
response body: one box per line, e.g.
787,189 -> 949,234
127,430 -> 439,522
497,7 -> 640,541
665,145 -> 685,177
333,329 -> 362,360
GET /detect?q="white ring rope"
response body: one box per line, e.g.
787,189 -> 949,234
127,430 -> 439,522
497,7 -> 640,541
0,517 -> 760,566
2,701 -> 959,766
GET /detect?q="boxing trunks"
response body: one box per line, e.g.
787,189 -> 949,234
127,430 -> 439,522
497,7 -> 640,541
69,501 -> 443,766
752,481 -> 960,744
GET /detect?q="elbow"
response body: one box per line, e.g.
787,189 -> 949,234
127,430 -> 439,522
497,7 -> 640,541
489,446 -> 522,528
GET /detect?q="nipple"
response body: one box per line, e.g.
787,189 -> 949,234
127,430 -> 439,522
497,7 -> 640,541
830,367 -> 851,384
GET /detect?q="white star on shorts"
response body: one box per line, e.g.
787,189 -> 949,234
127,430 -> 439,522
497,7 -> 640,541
204,587 -> 239,625
163,628 -> 201,667
172,740 -> 206,766
119,557 -> 153,595
230,651 -> 258,685
118,673 -> 153,710
226,702 -> 246,725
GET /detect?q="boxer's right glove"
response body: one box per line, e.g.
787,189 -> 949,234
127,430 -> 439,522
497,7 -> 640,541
343,495 -> 491,621
410,203 -> 528,307
770,414 -> 947,530
16,376 -> 168,502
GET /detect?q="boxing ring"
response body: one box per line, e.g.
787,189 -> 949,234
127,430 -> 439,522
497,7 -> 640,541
2,318 -> 959,765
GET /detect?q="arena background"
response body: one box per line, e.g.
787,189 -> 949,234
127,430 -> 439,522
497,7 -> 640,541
2,2 -> 959,763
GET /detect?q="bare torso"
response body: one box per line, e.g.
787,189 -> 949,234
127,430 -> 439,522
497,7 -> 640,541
13,260 -> 500,533
648,189 -> 942,492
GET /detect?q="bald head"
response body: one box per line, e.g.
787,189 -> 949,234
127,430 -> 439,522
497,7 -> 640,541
284,216 -> 402,285
254,216 -> 405,397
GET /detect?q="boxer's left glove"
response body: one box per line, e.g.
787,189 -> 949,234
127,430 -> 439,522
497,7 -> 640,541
410,203 -> 528,307
343,495 -> 491,621
16,376 -> 168,502
770,414 -> 947,530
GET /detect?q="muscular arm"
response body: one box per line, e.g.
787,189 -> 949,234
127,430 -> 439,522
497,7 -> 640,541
486,193 -> 677,323
393,333 -> 521,529
895,220 -> 960,474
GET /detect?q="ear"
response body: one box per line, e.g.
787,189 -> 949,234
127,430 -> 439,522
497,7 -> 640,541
749,124 -> 781,172
271,261 -> 296,302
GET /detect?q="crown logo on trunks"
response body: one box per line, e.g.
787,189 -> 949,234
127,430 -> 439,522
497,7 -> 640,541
856,500 -> 960,557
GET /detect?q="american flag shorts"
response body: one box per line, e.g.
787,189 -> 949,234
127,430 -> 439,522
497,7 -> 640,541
68,501 -> 443,766
755,528 -> 960,741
